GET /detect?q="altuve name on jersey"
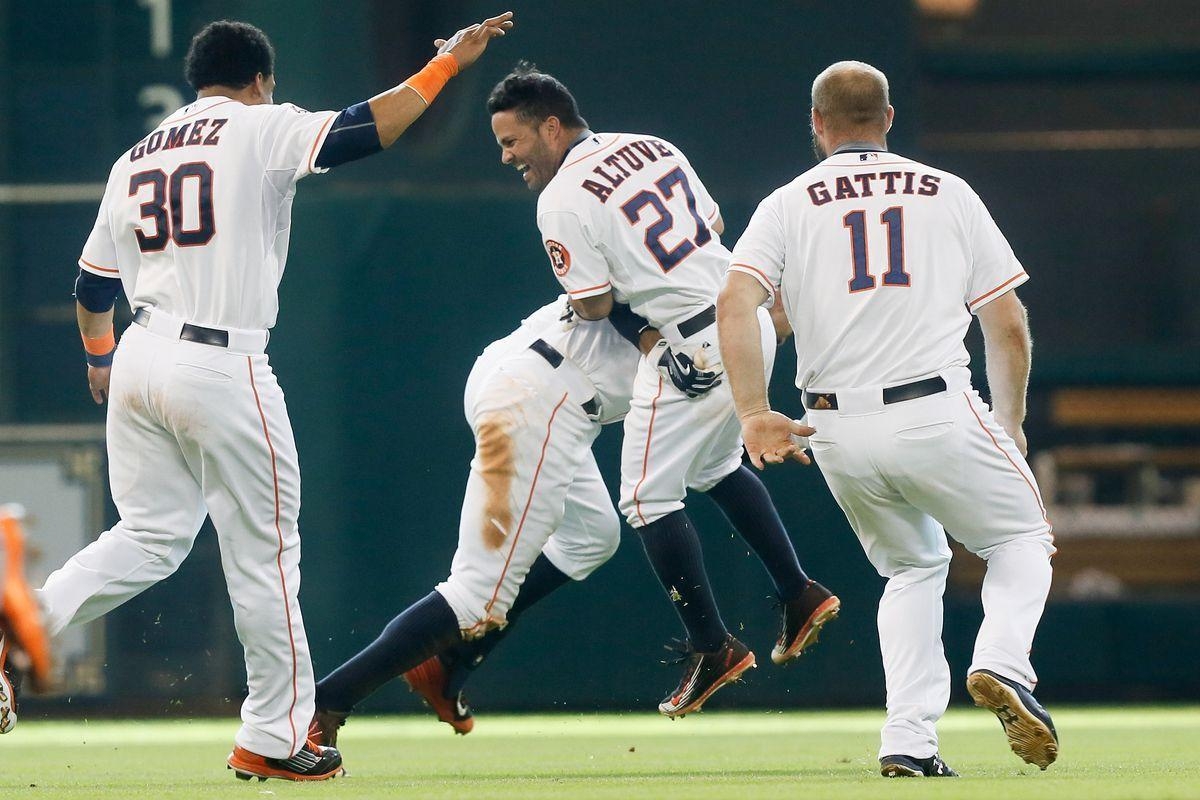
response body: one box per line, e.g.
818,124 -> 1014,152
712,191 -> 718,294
580,138 -> 677,203
129,118 -> 228,162
808,171 -> 941,206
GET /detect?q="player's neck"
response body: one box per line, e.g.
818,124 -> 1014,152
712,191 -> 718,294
196,86 -> 263,105
830,139 -> 887,154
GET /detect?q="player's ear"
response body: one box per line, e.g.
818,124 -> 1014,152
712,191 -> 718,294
541,115 -> 561,140
884,105 -> 895,132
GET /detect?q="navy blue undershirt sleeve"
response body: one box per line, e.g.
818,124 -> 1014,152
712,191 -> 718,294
606,301 -> 652,348
314,101 -> 383,169
74,269 -> 122,312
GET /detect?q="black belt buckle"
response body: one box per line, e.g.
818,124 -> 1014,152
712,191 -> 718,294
132,307 -> 229,348
676,304 -> 716,339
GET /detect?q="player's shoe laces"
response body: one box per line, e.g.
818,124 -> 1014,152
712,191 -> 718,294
658,634 -> 756,718
403,655 -> 475,735
227,740 -> 345,782
771,580 -> 841,665
967,669 -> 1058,770
0,506 -> 52,693
879,753 -> 959,777
307,707 -> 349,748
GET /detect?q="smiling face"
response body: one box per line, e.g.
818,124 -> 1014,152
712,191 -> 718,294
491,110 -> 564,193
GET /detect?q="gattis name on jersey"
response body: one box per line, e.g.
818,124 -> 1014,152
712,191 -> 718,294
580,139 -> 676,204
130,119 -> 228,162
808,171 -> 941,206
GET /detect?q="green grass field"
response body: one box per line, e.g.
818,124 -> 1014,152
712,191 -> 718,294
2,707 -> 1197,799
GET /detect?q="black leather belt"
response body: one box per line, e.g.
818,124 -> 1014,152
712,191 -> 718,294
676,304 -> 716,339
133,307 -> 229,348
529,339 -> 600,417
803,376 -> 947,411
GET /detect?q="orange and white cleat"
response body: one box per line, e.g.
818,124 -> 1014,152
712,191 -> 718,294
227,740 -> 345,781
403,656 -> 475,734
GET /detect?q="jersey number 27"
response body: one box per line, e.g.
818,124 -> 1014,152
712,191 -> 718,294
620,167 -> 712,272
130,162 -> 216,252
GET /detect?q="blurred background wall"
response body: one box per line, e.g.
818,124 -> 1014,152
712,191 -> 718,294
2,0 -> 1198,718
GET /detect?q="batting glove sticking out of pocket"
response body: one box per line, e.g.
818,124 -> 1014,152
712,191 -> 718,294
658,345 -> 723,398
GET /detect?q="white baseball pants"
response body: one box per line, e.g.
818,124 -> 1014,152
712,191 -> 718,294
435,349 -> 619,637
805,377 -> 1054,759
619,307 -> 776,527
38,316 -> 312,759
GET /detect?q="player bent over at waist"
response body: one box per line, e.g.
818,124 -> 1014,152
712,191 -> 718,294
35,12 -> 514,782
310,296 -> 665,744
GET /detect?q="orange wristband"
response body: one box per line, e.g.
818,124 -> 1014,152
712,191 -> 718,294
403,53 -> 460,105
82,328 -> 115,356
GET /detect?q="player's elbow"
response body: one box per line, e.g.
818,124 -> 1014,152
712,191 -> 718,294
571,293 -> 613,320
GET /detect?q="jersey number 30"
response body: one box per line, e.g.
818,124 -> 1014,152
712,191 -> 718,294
844,207 -> 909,292
130,163 -> 216,252
620,167 -> 712,272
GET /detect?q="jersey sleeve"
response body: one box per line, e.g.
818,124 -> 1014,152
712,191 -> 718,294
537,210 -> 613,299
258,103 -> 339,182
964,188 -> 1028,313
78,171 -> 120,277
728,191 -> 786,306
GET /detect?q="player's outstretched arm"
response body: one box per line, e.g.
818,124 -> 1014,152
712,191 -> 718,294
370,11 -> 514,148
717,272 -> 813,469
977,289 -> 1032,455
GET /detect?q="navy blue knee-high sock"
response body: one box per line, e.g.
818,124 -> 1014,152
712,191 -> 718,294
315,591 -> 460,712
705,465 -> 810,601
638,510 -> 727,652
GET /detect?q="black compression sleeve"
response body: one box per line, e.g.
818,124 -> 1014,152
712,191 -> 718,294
314,101 -> 383,169
607,301 -> 652,348
74,269 -> 122,312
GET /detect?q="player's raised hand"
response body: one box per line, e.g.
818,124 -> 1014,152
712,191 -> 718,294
434,12 -> 514,70
741,410 -> 815,470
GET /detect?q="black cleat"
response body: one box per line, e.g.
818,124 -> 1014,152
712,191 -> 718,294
771,580 -> 841,664
227,740 -> 345,781
879,753 -> 959,777
967,669 -> 1058,770
658,634 -> 756,718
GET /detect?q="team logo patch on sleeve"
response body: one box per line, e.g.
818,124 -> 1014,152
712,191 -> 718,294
545,240 -> 571,276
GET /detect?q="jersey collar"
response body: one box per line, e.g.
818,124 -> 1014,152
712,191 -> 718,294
831,141 -> 888,155
558,129 -> 598,170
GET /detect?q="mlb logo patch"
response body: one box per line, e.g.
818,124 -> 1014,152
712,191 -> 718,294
859,153 -> 879,161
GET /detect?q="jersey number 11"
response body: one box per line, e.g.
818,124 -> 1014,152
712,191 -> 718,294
844,207 -> 909,293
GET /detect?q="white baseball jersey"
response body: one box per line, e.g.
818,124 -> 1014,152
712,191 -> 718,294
469,297 -> 640,424
79,96 -> 337,330
730,149 -> 1028,391
537,132 -> 725,335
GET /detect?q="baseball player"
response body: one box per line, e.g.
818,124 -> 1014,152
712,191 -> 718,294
35,14 -> 514,781
487,65 -> 841,718
309,295 -> 662,744
0,505 -> 53,734
718,61 -> 1058,777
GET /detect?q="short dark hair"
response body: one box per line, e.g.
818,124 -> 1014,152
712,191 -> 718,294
486,62 -> 587,129
184,20 -> 275,91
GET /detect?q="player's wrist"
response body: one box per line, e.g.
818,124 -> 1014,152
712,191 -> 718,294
403,53 -> 460,106
82,328 -> 116,368
737,404 -> 772,423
